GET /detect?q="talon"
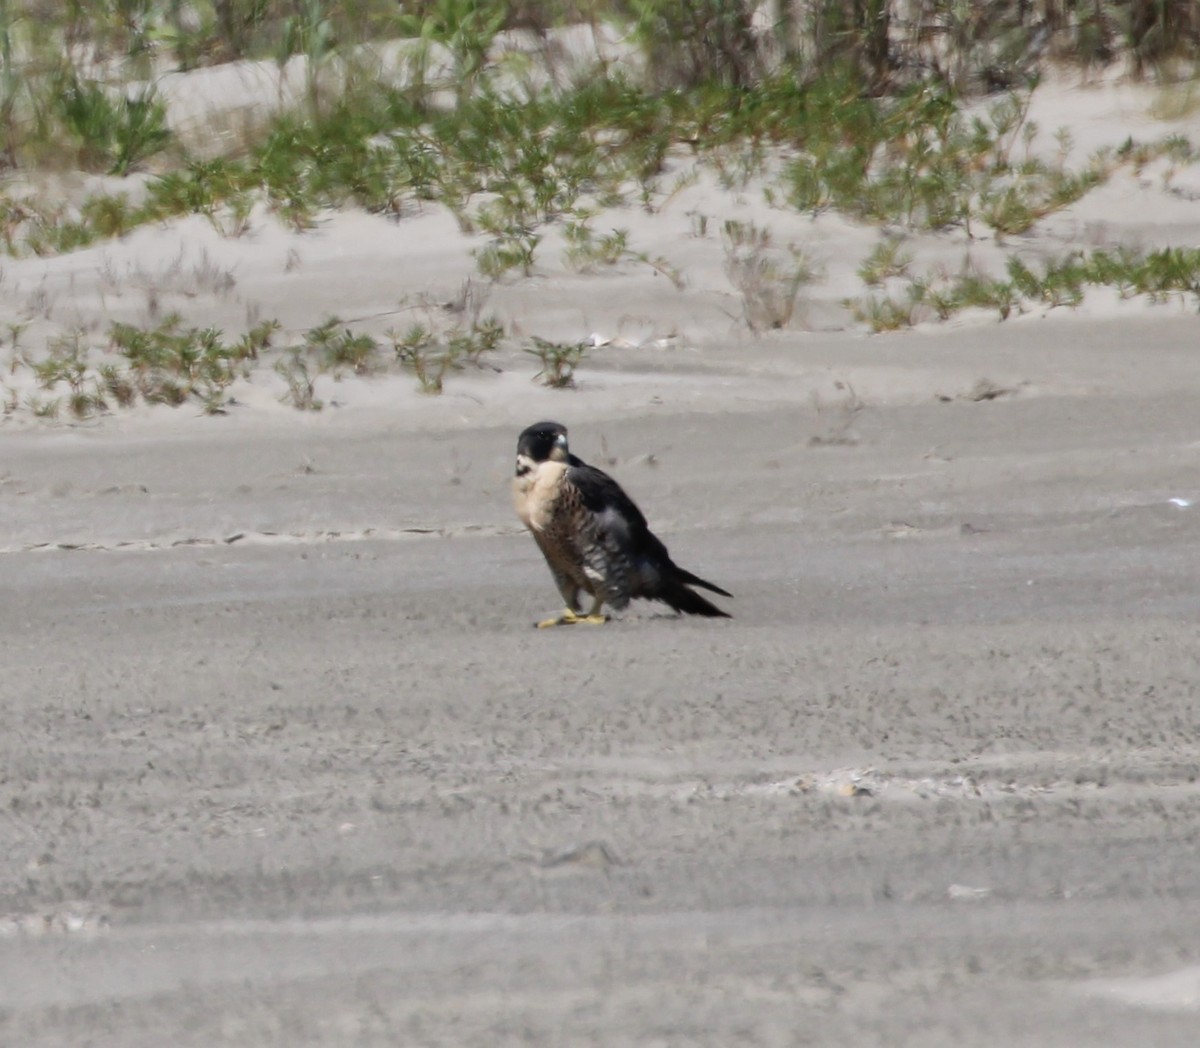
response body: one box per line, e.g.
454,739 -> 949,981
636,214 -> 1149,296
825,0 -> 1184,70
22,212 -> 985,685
536,609 -> 580,628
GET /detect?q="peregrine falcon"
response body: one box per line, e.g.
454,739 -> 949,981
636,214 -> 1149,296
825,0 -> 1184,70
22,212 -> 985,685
512,421 -> 732,628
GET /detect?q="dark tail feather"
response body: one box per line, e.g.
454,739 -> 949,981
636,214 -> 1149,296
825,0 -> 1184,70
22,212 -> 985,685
672,566 -> 732,599
662,571 -> 732,618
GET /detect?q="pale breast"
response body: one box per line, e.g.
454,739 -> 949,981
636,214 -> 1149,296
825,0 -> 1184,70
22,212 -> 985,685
513,460 -> 568,533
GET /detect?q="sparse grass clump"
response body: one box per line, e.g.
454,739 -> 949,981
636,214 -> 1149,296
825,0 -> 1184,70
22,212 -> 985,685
563,220 -> 630,272
30,332 -> 101,418
858,238 -> 914,286
848,291 -> 922,333
849,245 -> 1200,332
303,317 -> 381,377
55,74 -> 172,176
389,323 -> 455,394
15,313 -> 269,419
722,219 -> 819,331
474,227 -> 541,281
526,337 -> 589,388
774,79 -> 1128,239
275,349 -> 323,411
386,283 -> 506,393
109,314 -> 254,413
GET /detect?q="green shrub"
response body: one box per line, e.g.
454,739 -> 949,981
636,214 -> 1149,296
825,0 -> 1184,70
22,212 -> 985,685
56,73 -> 171,175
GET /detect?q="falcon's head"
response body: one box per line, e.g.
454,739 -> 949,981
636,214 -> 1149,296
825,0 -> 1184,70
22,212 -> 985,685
516,421 -> 569,475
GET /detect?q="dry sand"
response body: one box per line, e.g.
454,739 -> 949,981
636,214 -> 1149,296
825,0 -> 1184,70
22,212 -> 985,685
2,65 -> 1200,1046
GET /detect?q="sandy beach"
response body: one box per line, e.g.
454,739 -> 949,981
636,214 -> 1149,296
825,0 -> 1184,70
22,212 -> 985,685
2,55 -> 1200,1045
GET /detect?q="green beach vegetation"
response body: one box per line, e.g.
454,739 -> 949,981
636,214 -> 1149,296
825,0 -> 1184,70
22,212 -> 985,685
2,1 -> 1200,414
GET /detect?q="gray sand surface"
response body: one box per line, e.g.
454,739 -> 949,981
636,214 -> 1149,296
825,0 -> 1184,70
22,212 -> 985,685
3,312 -> 1199,1045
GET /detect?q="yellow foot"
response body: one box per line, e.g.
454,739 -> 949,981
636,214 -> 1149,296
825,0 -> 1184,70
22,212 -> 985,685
535,610 -> 609,628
